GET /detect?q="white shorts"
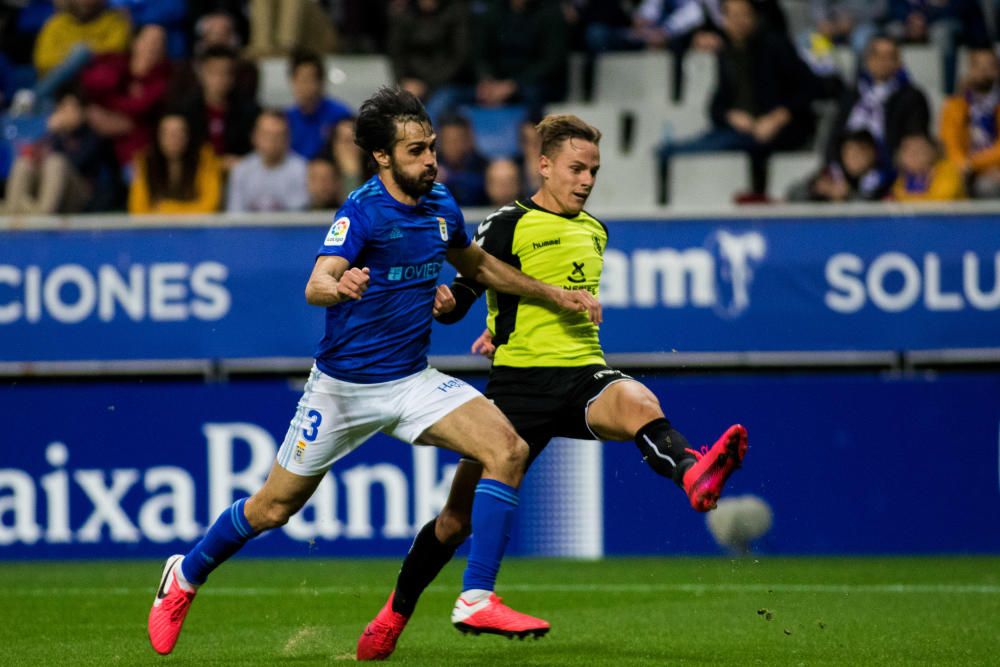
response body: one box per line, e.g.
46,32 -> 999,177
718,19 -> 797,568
276,365 -> 482,476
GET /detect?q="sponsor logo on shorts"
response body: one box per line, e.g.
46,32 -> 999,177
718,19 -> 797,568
294,440 -> 307,463
436,379 -> 467,393
325,217 -> 350,246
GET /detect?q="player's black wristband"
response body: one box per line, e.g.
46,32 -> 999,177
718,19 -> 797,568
434,277 -> 484,324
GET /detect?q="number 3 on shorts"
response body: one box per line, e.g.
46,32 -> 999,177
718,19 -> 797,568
302,409 -> 322,442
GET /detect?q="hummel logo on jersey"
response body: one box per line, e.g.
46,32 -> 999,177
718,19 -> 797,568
532,238 -> 560,250
389,227 -> 403,240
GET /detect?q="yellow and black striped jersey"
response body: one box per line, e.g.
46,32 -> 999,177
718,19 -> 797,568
471,198 -> 607,368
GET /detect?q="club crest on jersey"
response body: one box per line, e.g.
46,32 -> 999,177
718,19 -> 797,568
437,217 -> 449,241
325,217 -> 350,246
593,234 -> 605,257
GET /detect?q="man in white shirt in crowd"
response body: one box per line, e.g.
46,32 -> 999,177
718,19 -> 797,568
226,110 -> 309,212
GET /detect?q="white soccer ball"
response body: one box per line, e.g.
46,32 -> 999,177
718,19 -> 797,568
705,494 -> 773,553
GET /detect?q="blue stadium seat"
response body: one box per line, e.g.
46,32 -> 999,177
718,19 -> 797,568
458,105 -> 528,161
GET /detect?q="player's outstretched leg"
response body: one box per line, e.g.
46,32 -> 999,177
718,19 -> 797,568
588,380 -> 748,512
148,464 -> 321,654
358,462 -> 480,661
682,423 -> 748,512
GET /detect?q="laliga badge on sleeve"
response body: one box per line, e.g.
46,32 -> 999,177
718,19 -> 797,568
326,217 -> 350,246
438,216 -> 449,242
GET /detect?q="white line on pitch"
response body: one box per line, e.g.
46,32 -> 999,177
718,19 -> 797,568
5,583 -> 1000,596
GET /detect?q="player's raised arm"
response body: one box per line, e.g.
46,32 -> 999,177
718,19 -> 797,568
304,255 -> 370,306
446,244 -> 602,324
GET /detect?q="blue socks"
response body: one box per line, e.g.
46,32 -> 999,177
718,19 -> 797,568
463,479 -> 519,592
180,497 -> 258,586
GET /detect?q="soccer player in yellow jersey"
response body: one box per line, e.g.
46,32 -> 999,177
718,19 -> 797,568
357,115 -> 749,660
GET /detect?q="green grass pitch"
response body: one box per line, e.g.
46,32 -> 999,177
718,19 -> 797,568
2,556 -> 999,665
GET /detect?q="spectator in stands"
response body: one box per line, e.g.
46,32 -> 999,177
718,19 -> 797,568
306,157 -> 343,210
426,0 -> 569,120
111,0 -> 188,60
4,85 -> 122,214
246,0 -> 337,58
33,0 -> 130,78
885,0 -> 990,93
804,0 -> 886,55
187,1 -> 250,48
787,129 -> 891,201
436,113 -> 488,206
13,0 -> 130,114
227,110 -> 309,212
387,0 -> 471,122
174,45 -> 259,172
193,9 -> 242,50
485,157 -> 523,207
83,23 -> 172,168
658,0 -> 817,200
562,0 -> 632,51
825,35 -> 929,174
579,0 -> 683,101
129,111 -> 222,214
891,132 -> 965,200
286,50 -> 353,160
319,115 -> 374,194
176,11 -> 258,101
939,48 -> 1000,198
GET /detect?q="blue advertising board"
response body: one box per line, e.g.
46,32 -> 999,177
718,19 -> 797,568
2,372 -> 998,559
1,214 -> 998,362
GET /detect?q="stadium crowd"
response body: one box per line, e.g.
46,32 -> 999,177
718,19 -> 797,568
3,0 -> 1000,214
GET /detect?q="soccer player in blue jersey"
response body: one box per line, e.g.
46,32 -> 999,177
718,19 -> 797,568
147,87 -> 601,656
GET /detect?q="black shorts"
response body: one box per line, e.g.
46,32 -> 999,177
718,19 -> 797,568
485,364 -> 633,467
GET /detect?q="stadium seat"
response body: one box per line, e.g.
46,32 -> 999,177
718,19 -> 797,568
767,152 -> 821,201
901,45 -> 943,96
678,52 -> 716,112
258,55 -> 393,111
258,57 -> 293,108
834,46 -> 857,81
668,153 -> 750,208
324,55 -> 394,110
593,51 -> 672,106
566,52 -> 588,103
459,105 -> 528,160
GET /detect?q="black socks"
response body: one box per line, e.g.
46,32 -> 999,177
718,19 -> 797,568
392,518 -> 462,616
634,417 -> 696,486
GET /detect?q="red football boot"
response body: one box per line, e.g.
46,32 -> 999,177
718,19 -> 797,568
683,424 -> 748,512
147,555 -> 197,655
357,592 -> 410,661
451,592 -> 550,639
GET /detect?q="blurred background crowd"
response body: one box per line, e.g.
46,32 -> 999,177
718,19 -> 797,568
2,0 -> 1000,216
